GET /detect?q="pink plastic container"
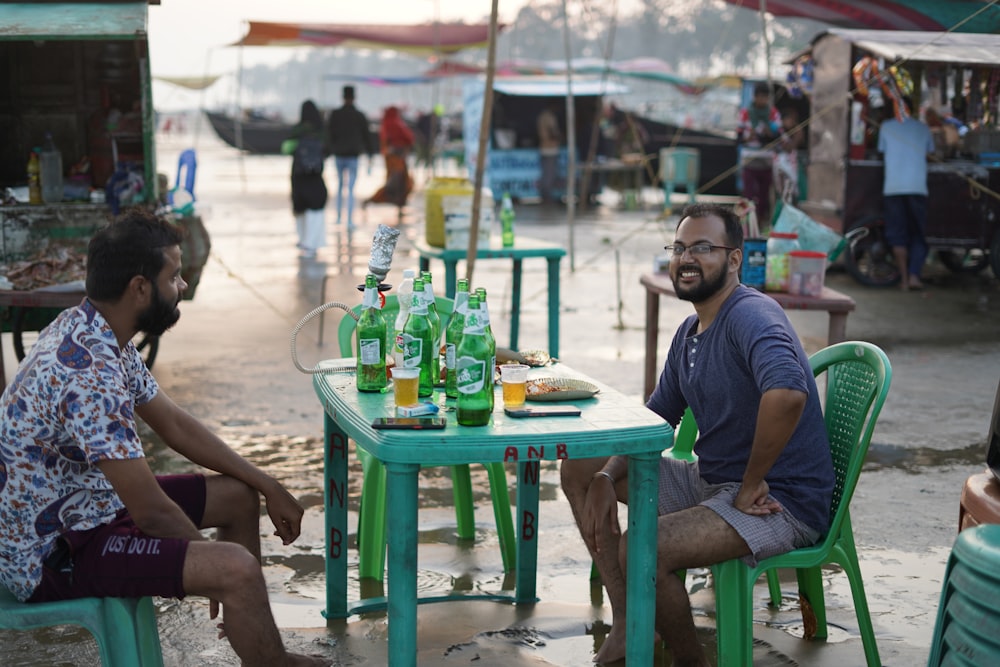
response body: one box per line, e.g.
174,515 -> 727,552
788,250 -> 827,297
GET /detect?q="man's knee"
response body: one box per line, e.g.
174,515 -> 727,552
207,476 -> 260,517
185,541 -> 264,595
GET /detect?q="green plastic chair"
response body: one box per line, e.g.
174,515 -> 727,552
337,294 -> 516,581
927,523 -> 1000,666
0,585 -> 163,665
711,341 -> 891,667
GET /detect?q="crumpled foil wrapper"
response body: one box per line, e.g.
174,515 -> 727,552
368,224 -> 401,282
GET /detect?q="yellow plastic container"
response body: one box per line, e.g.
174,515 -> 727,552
425,177 -> 474,247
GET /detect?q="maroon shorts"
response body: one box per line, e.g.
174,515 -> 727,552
28,474 -> 206,603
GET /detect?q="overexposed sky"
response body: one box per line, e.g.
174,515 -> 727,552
148,0 -> 524,77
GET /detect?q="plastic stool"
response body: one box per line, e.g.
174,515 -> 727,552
0,586 -> 163,666
660,147 -> 699,206
928,523 -> 1000,666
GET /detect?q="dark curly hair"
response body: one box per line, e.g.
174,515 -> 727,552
86,208 -> 185,302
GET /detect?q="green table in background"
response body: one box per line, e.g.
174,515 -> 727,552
313,361 -> 672,667
413,238 -> 565,358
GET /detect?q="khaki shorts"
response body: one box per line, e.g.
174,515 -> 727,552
657,457 -> 820,566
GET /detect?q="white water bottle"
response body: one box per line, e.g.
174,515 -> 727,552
392,268 -> 416,367
40,132 -> 63,204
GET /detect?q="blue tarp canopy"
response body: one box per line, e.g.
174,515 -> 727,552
0,2 -> 147,40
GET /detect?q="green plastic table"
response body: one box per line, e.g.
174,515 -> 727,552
413,238 -> 566,357
313,362 -> 672,667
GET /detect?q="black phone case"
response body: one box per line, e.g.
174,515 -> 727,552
372,418 -> 446,430
504,407 -> 581,418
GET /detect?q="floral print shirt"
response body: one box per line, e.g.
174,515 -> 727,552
0,299 -> 158,600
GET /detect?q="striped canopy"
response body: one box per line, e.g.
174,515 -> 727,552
723,0 -> 1000,33
234,21 -> 499,56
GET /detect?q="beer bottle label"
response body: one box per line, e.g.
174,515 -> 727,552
456,356 -> 486,394
445,342 -> 457,369
359,338 -> 381,365
401,334 -> 423,367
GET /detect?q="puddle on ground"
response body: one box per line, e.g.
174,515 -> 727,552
1,430 -> 960,665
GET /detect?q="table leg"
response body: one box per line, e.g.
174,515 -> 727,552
626,451 -> 660,665
385,461 -> 420,666
643,287 -> 661,401
510,259 -> 523,351
322,412 -> 351,619
515,460 -> 541,605
828,312 -> 848,345
546,257 -> 561,358
444,260 -> 458,299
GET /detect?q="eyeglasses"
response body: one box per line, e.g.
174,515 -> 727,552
663,243 -> 737,256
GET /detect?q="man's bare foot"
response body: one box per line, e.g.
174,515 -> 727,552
593,623 -> 627,664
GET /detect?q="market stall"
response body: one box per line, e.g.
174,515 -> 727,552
789,29 -> 1000,284
0,1 -> 209,375
462,76 -> 631,201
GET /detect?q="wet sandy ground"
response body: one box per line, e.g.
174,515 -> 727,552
2,123 -> 999,665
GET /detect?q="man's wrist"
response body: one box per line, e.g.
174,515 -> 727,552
593,470 -> 616,485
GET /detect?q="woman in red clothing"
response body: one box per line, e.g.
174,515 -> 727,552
365,106 -> 415,218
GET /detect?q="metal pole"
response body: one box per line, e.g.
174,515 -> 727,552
466,0 -> 500,284
562,0 -> 577,272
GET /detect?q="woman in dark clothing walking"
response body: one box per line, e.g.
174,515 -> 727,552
283,100 -> 328,258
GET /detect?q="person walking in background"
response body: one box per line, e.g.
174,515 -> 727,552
364,106 -> 415,221
283,100 -> 328,259
536,100 -> 563,205
326,85 -> 374,230
878,97 -> 934,291
0,211 -> 331,667
738,83 -> 781,226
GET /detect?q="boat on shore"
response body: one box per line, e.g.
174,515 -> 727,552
204,110 -> 291,154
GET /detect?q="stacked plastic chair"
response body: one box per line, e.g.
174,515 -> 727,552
927,523 -> 1000,666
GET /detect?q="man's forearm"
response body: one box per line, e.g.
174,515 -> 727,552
743,388 -> 806,486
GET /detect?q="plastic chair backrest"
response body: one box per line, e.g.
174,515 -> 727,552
809,341 -> 892,542
666,407 -> 698,462
175,149 -> 197,198
337,294 -> 456,357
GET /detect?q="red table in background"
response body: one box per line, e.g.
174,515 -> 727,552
640,273 -> 857,400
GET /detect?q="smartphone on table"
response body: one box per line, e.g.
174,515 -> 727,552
504,406 -> 582,418
371,417 -> 447,430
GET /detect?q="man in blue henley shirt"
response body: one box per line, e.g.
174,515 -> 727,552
561,203 -> 834,665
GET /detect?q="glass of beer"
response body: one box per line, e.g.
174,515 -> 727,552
390,367 -> 420,407
499,364 -> 529,408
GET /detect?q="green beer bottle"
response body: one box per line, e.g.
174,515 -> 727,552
456,294 -> 493,426
420,271 -> 441,386
444,278 -> 470,398
475,287 -> 497,412
356,274 -> 387,392
401,277 -> 434,397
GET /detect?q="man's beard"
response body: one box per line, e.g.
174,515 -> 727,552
670,260 -> 729,303
136,281 -> 181,336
